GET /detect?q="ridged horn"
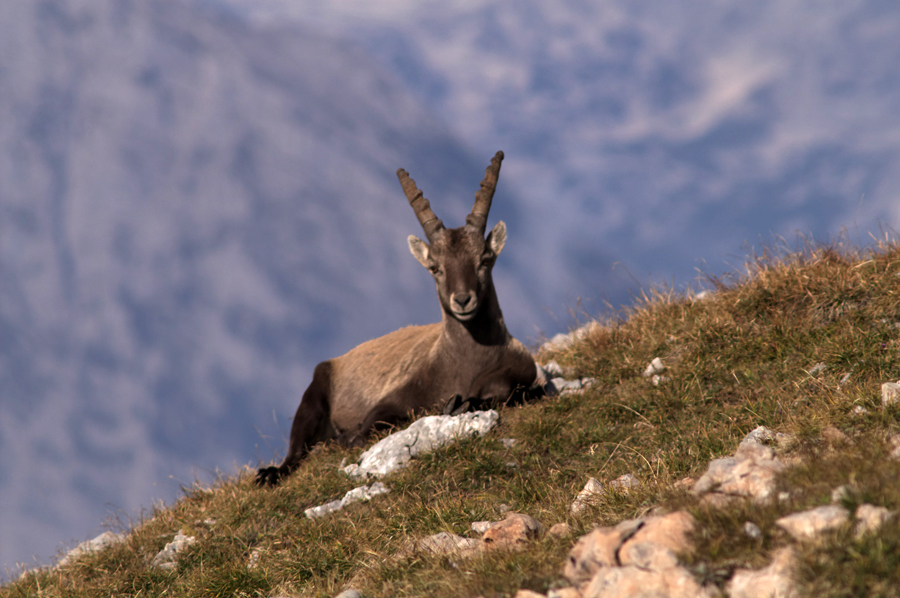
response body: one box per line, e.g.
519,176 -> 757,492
466,151 -> 504,235
397,168 -> 444,241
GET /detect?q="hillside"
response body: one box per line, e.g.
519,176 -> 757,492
5,238 -> 900,597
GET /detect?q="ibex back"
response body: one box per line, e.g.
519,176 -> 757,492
256,151 -> 536,486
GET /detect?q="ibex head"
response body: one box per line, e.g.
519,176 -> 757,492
398,151 -> 507,322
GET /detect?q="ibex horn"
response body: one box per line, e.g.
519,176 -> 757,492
466,150 -> 504,235
397,168 -> 444,241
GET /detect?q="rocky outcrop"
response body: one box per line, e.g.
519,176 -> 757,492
561,511 -> 716,598
56,531 -> 126,568
151,531 -> 197,570
343,410 -> 499,479
693,427 -> 789,505
304,482 -> 390,519
727,547 -> 798,598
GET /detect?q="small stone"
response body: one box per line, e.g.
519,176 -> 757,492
544,360 -> 565,378
643,357 -> 666,377
57,531 -> 126,567
498,503 -> 511,514
821,426 -> 849,444
651,374 -> 670,386
727,546 -> 798,598
740,426 -> 776,448
609,473 -> 639,492
830,485 -> 852,504
500,438 -> 519,449
778,492 -> 791,502
840,372 -> 853,386
743,521 -> 762,540
889,434 -> 900,459
411,532 -> 482,556
471,521 -> 497,534
775,505 -> 849,542
549,522 -> 574,538
514,590 -> 546,598
571,478 -> 606,514
151,531 -> 197,569
247,548 -> 261,570
854,504 -> 893,538
882,382 -> 900,406
482,513 -> 545,550
851,405 -> 869,416
673,477 -> 695,491
808,363 -> 827,376
334,590 -> 365,598
693,439 -> 785,503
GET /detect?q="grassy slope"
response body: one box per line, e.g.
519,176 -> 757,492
5,240 -> 900,598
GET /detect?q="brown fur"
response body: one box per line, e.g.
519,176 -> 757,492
256,152 -> 536,486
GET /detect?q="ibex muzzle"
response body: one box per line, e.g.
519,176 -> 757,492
256,151 -> 536,486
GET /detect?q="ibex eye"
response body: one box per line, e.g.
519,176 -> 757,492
430,266 -> 440,275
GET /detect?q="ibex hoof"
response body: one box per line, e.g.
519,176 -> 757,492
442,394 -> 472,416
255,466 -> 283,487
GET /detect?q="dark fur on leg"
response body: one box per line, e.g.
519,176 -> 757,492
256,362 -> 333,488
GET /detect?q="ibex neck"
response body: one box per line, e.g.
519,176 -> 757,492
441,287 -> 509,346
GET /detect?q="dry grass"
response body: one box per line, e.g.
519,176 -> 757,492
4,238 -> 900,597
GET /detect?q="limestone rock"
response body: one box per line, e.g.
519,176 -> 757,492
304,482 -> 389,519
742,521 -> 763,540
619,512 -> 695,562
482,512 -> 545,550
854,503 -> 893,538
333,590 -> 365,598
548,588 -> 583,598
57,531 -> 126,567
151,530 -> 197,570
471,520 -> 498,534
549,522 -> 574,538
694,431 -> 786,504
882,381 -> 900,406
775,505 -> 849,542
343,410 -> 499,478
571,478 -> 606,514
514,590 -> 547,598
609,473 -> 640,492
409,532 -> 482,556
727,547 -> 798,598
889,434 -> 900,459
565,519 -> 645,584
582,564 -> 719,598
643,357 -> 666,377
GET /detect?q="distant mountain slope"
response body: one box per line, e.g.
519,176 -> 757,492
2,0 -> 618,572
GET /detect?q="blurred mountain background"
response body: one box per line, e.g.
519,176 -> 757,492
2,0 -> 899,574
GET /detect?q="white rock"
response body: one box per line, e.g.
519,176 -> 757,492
305,482 -> 390,519
851,405 -> 869,416
854,504 -> 893,538
727,546 -> 798,598
471,520 -> 497,534
889,434 -> 900,460
840,372 -> 853,386
500,438 -> 519,449
775,505 -> 849,542
543,360 -> 565,378
808,363 -> 827,376
830,485 -> 851,503
642,357 -> 666,377
609,473 -> 640,492
344,411 -> 499,478
881,382 -> 900,406
742,521 -> 762,540
333,590 -> 365,598
57,531 -> 126,567
571,477 -> 606,514
151,531 -> 197,569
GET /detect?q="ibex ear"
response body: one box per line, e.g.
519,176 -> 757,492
408,235 -> 433,269
486,221 -> 507,255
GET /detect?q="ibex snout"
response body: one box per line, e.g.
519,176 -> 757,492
450,291 -> 478,320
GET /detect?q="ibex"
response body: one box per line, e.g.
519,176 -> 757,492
256,151 -> 537,486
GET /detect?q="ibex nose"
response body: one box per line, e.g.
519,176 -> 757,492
451,292 -> 477,313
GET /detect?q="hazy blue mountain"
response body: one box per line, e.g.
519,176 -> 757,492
1,0 -> 629,573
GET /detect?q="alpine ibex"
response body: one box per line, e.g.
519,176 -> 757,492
256,151 -> 537,486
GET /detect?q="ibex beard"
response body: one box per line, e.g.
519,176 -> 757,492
256,151 -> 537,486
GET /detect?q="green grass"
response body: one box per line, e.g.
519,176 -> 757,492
5,238 -> 900,597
